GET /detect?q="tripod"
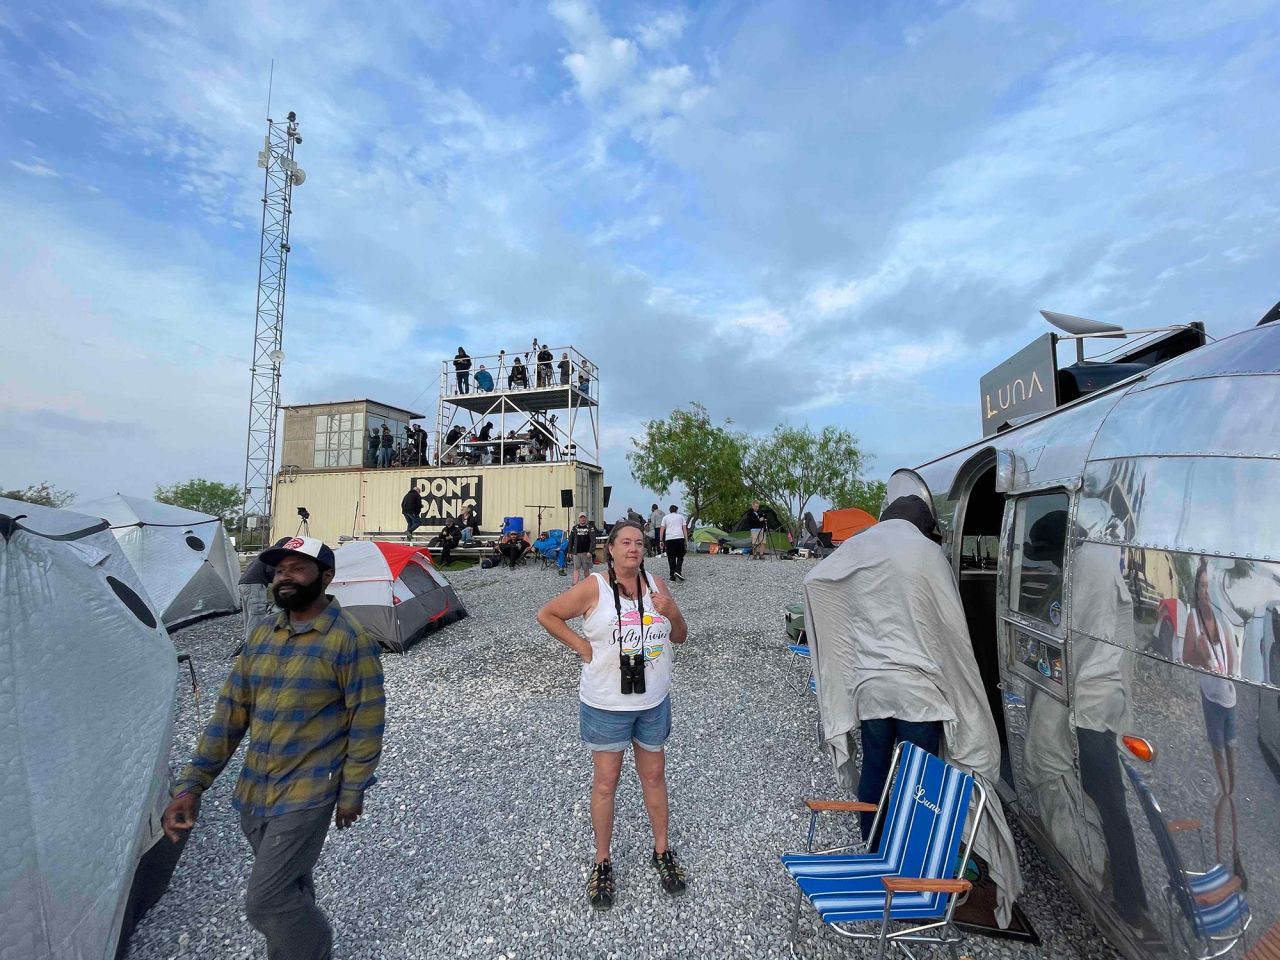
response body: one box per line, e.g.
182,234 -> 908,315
524,504 -> 555,540
756,518 -> 783,561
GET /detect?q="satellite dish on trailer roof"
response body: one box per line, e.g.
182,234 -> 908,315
1040,310 -> 1125,336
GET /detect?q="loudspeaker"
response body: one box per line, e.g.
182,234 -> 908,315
603,485 -> 612,508
560,489 -> 573,508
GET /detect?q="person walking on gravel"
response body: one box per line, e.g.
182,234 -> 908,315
660,504 -> 688,581
537,520 -> 689,910
162,537 -> 386,960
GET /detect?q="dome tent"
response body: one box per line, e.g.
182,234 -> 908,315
0,498 -> 177,960
329,541 -> 468,653
78,494 -> 240,628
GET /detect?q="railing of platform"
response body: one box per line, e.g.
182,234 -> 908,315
439,345 -> 596,400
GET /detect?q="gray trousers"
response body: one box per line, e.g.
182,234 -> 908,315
239,803 -> 335,960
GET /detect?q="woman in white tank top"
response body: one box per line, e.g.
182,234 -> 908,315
537,520 -> 689,910
1184,558 -> 1244,883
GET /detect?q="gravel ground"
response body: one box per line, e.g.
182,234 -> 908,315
127,553 -> 1121,960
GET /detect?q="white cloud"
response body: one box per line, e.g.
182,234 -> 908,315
634,10 -> 687,51
10,159 -> 60,178
562,36 -> 638,101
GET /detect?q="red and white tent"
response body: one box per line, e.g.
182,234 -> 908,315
329,541 -> 467,653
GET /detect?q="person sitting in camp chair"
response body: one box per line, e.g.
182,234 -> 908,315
435,521 -> 462,565
496,531 -> 531,568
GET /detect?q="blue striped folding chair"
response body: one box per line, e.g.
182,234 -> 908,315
781,741 -> 988,959
1121,760 -> 1250,959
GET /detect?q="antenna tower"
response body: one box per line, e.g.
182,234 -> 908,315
240,108 -> 305,543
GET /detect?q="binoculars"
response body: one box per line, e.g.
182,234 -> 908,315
619,652 -> 647,696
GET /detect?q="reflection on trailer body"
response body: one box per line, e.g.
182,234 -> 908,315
893,322 -> 1280,959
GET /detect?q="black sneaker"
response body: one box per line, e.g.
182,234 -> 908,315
672,572 -> 686,582
652,848 -> 687,894
587,859 -> 615,910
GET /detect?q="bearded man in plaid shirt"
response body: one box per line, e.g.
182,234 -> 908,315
163,536 -> 385,960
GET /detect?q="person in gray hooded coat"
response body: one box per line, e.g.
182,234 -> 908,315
803,494 -> 1022,927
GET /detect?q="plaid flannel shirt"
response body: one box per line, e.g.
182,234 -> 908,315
177,598 -> 385,817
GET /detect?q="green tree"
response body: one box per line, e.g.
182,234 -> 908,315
832,478 -> 888,517
2,481 -> 76,507
155,479 -> 243,523
743,425 -> 869,534
627,403 -> 750,527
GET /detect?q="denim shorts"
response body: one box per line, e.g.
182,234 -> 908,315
580,696 -> 672,752
1201,694 -> 1237,750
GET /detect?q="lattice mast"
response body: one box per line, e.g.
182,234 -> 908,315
240,111 -> 305,539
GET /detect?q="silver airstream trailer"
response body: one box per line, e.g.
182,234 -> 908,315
888,318 -> 1279,959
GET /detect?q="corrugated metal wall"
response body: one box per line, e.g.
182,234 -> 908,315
271,462 -> 603,544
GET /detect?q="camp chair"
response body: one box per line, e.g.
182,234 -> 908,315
784,642 -> 816,697
1121,760 -> 1250,959
782,742 -> 987,959
533,529 -> 568,571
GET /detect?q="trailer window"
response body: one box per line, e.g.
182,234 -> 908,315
1010,492 -> 1069,625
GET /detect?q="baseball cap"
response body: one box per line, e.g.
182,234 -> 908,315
259,536 -> 336,571
578,512 -> 587,519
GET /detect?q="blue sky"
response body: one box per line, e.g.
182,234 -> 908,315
2,0 -> 1277,517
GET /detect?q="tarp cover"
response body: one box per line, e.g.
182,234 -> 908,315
820,507 -> 877,543
803,518 -> 1022,926
78,494 -> 239,628
0,498 -> 175,960
329,541 -> 467,652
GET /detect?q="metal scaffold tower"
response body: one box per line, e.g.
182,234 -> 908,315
240,110 -> 305,543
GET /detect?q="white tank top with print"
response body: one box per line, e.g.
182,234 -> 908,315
579,571 -> 673,711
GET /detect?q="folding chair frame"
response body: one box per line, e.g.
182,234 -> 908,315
783,642 -> 815,698
786,741 -> 989,960
1123,762 -> 1251,960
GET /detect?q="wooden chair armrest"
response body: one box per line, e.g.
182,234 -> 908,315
1167,819 -> 1202,833
805,800 -> 879,813
882,877 -> 972,895
1193,875 -> 1242,907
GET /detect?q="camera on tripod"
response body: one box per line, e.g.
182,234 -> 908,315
619,652 -> 646,695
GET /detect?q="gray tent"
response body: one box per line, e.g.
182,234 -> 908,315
0,498 -> 177,960
79,494 -> 240,628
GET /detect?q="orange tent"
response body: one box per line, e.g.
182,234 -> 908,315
822,507 -> 877,544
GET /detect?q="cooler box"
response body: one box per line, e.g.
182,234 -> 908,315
502,516 -> 525,535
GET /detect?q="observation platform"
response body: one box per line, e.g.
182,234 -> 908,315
437,345 -> 599,468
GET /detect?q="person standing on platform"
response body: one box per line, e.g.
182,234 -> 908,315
454,347 -> 472,394
559,352 -> 571,385
660,504 -> 688,582
401,482 -> 423,538
162,537 -> 385,960
413,424 -> 428,465
378,424 -> 393,468
367,429 -> 379,468
537,343 -> 554,387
